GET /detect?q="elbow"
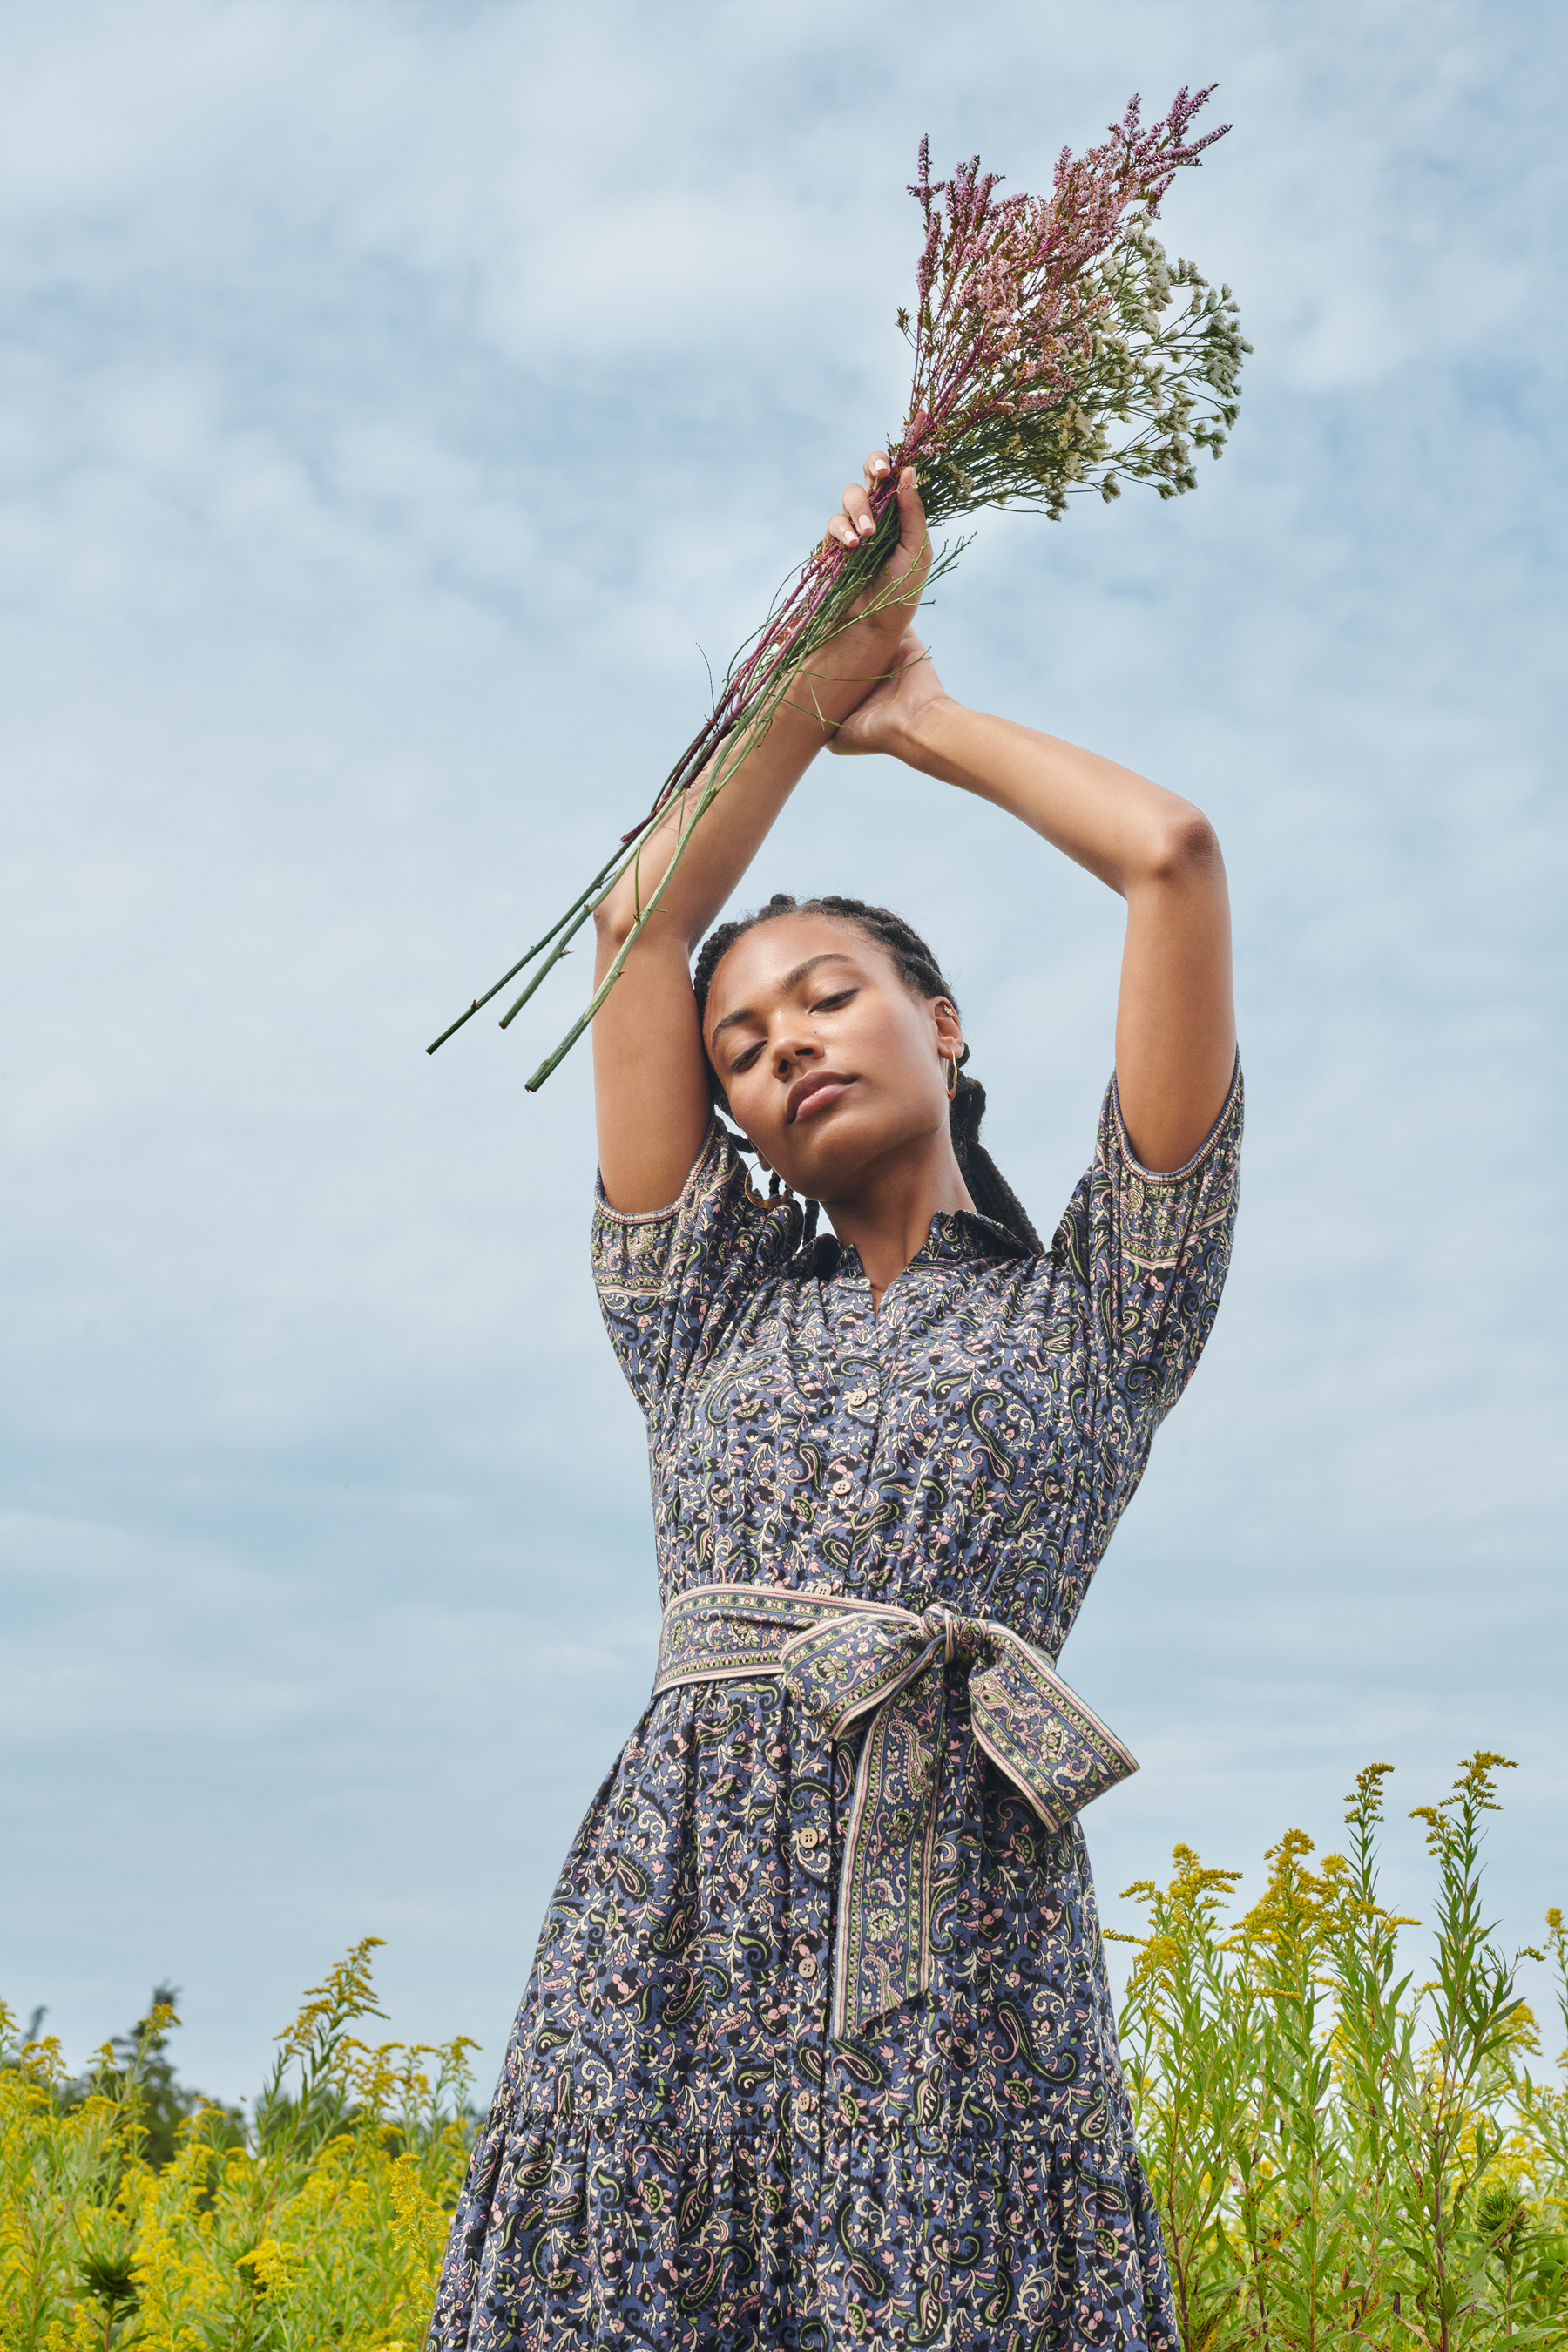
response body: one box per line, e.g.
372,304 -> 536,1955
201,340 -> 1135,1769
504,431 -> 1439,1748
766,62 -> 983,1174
1142,803 -> 1223,889
594,897 -> 637,953
593,895 -> 700,964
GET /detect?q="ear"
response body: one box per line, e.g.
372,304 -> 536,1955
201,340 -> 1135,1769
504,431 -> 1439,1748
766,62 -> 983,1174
930,997 -> 964,1062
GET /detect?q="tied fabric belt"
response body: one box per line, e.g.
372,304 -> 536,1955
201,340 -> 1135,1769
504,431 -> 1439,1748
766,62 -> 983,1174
652,1583 -> 1138,2040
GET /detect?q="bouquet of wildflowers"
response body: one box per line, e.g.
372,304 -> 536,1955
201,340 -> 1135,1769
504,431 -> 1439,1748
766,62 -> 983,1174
431,87 -> 1248,1080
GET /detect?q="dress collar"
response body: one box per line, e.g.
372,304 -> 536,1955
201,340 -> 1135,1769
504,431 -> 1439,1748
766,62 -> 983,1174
813,1206 -> 1032,1282
923,1207 -> 1034,1265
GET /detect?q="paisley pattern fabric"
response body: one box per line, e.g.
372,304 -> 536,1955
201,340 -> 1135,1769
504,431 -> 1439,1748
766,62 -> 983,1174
653,1585 -> 1139,2038
432,1066 -> 1242,2352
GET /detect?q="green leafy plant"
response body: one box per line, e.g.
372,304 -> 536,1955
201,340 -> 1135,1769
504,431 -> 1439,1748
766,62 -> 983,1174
1113,1753 -> 1567,2349
1,1938 -> 476,2351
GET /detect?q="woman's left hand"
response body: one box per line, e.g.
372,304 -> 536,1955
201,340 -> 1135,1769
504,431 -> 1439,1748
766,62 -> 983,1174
828,626 -> 950,759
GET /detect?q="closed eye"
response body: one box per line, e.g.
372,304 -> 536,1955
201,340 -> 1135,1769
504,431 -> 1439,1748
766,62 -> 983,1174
724,987 -> 858,1076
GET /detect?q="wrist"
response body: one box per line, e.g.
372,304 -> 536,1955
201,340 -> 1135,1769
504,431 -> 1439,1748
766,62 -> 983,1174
891,691 -> 963,771
821,606 -> 912,684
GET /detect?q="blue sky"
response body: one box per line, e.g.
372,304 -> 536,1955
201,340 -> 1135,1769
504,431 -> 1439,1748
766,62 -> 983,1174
3,0 -> 1564,2102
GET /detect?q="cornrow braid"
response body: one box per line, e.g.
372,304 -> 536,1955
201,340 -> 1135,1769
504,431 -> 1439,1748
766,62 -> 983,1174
693,892 -> 1044,1255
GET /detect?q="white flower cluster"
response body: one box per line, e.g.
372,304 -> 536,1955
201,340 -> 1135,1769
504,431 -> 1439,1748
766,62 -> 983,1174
916,228 -> 1250,527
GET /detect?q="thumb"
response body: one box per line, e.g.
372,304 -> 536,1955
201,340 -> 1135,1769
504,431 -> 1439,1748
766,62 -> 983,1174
887,464 -> 930,604
896,463 -> 927,554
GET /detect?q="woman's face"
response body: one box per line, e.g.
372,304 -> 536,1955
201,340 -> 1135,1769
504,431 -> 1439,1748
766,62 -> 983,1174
703,912 -> 963,1205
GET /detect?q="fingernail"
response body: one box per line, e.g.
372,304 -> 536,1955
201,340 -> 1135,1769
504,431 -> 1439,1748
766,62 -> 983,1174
858,516 -> 874,533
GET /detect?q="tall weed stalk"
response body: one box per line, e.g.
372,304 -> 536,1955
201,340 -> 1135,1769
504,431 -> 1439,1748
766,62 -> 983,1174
1,1937 -> 476,2351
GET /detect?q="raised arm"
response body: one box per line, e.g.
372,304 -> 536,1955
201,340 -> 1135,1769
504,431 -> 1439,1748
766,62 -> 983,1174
591,461 -> 930,1213
831,630 -> 1235,1173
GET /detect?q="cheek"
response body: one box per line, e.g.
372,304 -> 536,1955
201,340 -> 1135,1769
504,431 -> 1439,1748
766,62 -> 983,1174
721,1064 -> 781,1140
844,999 -> 929,1086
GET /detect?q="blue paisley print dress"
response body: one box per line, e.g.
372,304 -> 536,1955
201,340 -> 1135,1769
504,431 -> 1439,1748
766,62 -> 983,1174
432,1065 -> 1242,2352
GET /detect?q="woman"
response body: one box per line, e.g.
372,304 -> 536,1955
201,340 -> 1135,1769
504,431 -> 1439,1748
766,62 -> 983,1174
433,454 -> 1240,2350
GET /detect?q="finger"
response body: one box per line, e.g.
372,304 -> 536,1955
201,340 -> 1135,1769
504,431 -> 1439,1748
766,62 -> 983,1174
841,481 -> 876,541
822,507 -> 861,551
862,449 -> 892,497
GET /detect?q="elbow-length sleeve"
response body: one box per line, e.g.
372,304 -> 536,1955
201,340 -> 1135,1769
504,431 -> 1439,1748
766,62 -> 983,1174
1051,1059 -> 1244,1510
591,1122 -> 803,1429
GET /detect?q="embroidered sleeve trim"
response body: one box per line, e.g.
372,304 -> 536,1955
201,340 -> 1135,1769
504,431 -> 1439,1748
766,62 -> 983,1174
1105,1052 -> 1243,1188
593,1119 -> 724,1227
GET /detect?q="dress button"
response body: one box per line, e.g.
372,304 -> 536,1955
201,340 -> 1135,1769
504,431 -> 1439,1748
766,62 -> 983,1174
797,1826 -> 820,1851
798,1955 -> 818,1980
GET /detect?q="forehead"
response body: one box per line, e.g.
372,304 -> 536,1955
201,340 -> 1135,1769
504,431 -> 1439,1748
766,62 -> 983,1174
706,913 -> 887,1021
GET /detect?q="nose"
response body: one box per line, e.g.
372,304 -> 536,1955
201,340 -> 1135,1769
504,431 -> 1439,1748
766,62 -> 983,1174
771,1027 -> 821,1079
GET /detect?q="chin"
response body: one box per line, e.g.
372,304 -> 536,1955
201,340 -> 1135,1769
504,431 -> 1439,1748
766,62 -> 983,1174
779,1104 -> 914,1201
774,1132 -> 863,1202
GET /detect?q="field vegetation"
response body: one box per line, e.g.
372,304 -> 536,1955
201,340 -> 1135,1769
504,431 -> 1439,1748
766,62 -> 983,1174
1114,1753 -> 1567,2347
3,1752 -> 1564,2349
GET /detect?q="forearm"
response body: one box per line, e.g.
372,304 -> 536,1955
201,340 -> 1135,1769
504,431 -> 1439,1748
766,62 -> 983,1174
893,694 -> 1233,1169
595,614 -> 908,970
893,697 -> 1208,896
591,454 -> 929,1211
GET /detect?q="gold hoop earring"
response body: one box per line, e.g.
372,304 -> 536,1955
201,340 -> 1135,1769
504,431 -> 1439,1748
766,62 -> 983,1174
945,1054 -> 959,1100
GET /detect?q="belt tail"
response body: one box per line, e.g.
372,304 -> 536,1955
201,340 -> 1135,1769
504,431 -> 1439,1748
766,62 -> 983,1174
968,1640 -> 1139,1830
830,1656 -> 949,2043
649,1584 -> 1139,2044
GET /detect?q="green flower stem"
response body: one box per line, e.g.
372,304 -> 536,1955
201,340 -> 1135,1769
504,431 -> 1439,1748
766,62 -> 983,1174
497,899 -> 596,1031
423,836 -> 646,1055
522,683 -> 791,1092
494,817 -> 668,1032
522,525 -> 956,1092
428,510 -> 899,1064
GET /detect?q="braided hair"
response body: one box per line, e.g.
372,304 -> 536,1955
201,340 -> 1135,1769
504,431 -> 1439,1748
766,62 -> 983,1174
692,892 -> 1044,1254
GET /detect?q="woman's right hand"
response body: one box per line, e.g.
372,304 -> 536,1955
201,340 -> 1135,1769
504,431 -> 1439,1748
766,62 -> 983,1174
814,454 -> 938,755
821,452 -> 931,630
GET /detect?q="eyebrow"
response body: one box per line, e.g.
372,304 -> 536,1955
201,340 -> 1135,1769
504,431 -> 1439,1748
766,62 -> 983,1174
709,953 -> 860,1044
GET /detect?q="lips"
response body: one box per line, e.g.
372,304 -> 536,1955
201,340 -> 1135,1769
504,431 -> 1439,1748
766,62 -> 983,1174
786,1070 -> 855,1125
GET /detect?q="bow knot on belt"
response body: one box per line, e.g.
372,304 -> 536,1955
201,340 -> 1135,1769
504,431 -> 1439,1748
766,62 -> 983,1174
652,1583 -> 1136,2039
